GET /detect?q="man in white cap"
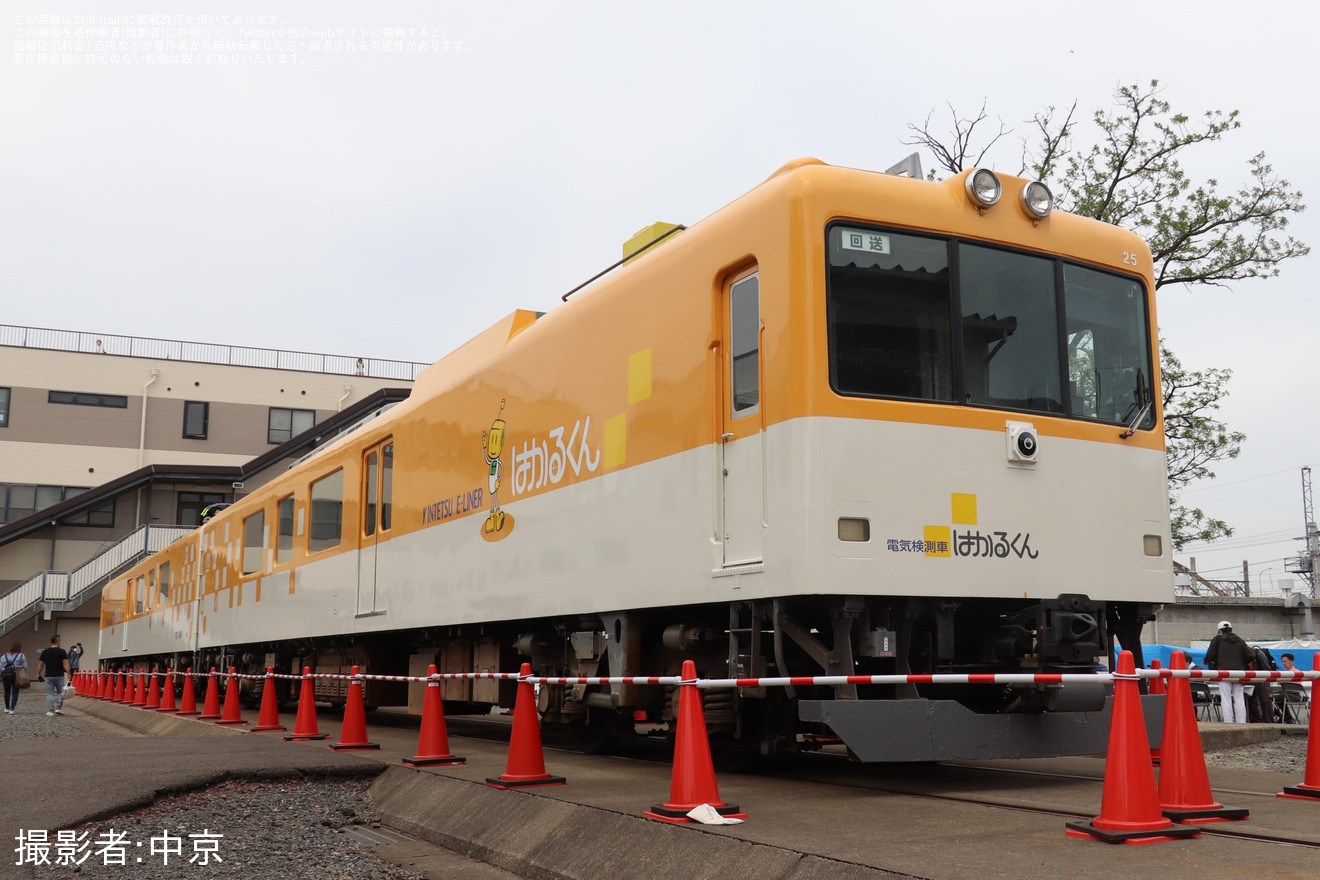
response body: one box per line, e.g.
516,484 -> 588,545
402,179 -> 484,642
1204,620 -> 1255,723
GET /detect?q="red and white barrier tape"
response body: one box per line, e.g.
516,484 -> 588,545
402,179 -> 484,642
79,668 -> 1319,688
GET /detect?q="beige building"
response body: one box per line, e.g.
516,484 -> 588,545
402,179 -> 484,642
0,323 -> 424,671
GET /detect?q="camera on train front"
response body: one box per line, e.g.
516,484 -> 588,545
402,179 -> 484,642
1005,422 -> 1039,465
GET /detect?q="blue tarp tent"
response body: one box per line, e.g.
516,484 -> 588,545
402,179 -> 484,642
1123,642 -> 1319,672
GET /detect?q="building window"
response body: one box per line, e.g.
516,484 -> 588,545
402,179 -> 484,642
48,390 -> 129,408
0,387 -> 9,427
3,485 -> 35,523
268,407 -> 315,444
0,484 -> 99,524
183,401 -> 209,439
177,492 -> 226,527
58,496 -> 116,528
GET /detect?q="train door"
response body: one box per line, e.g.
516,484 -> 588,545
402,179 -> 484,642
356,440 -> 393,615
720,270 -> 765,565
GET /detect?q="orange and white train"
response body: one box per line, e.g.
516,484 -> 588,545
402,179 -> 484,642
99,158 -> 1173,761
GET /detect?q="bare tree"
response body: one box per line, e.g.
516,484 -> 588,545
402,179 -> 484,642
906,81 -> 1308,548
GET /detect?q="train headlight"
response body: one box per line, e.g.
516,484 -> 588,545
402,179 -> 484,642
1021,180 -> 1054,218
965,168 -> 1002,208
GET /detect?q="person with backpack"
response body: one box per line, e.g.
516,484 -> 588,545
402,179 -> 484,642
1248,645 -> 1278,723
1,640 -> 29,714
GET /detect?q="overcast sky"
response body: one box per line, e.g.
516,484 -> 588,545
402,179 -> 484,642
3,2 -> 1315,593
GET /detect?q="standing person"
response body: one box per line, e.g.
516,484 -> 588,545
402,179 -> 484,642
1,641 -> 28,714
1204,621 -> 1254,723
1248,645 -> 1277,723
36,634 -> 70,717
68,642 -> 84,692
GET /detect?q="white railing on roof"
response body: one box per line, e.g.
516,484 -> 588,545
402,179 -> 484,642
0,524 -> 192,635
0,323 -> 430,382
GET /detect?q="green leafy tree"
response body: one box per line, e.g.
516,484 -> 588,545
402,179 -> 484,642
1160,342 -> 1245,547
904,81 -> 1308,548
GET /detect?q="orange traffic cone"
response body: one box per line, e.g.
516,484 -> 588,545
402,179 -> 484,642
1148,658 -> 1164,765
1148,659 -> 1166,695
644,659 -> 744,822
1279,654 -> 1320,800
329,665 -> 379,751
214,667 -> 248,725
145,668 -> 162,710
404,665 -> 465,767
284,667 -> 329,741
133,670 -> 149,707
96,672 -> 107,699
177,668 -> 200,716
198,668 -> 222,720
486,663 -> 565,788
1158,651 -> 1249,822
112,671 -> 125,702
1065,651 -> 1199,843
157,669 -> 178,713
251,668 -> 287,732
122,671 -> 137,705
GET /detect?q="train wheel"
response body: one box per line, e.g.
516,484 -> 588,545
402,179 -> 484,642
570,706 -> 622,755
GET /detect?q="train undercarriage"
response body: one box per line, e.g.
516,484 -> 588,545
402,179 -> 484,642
115,593 -> 1161,762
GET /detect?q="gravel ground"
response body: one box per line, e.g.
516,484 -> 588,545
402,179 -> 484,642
29,777 -> 426,880
2,699 -> 429,880
1202,731 -> 1311,775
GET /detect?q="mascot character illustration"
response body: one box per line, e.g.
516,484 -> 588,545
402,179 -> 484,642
482,399 -> 509,535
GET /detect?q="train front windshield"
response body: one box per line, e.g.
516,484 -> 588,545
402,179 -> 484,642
826,224 -> 1154,429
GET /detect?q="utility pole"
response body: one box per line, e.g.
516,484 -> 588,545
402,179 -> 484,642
1287,467 -> 1317,598
1305,466 -> 1318,598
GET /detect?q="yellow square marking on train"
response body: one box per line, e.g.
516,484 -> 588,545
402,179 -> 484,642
289,569 -> 296,595
951,493 -> 977,525
628,348 -> 652,404
604,413 -> 627,467
255,579 -> 262,603
924,525 -> 951,557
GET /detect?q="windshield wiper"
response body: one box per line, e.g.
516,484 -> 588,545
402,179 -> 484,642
1119,370 -> 1153,439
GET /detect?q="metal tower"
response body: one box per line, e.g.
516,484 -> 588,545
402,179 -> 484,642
1285,467 -> 1317,597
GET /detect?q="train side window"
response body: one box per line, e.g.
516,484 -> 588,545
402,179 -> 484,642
364,451 -> 378,536
309,469 -> 344,553
730,274 -> 760,415
276,495 -> 295,564
242,510 -> 265,575
135,576 -> 144,614
147,570 -> 156,610
159,562 -> 170,606
381,444 -> 393,532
